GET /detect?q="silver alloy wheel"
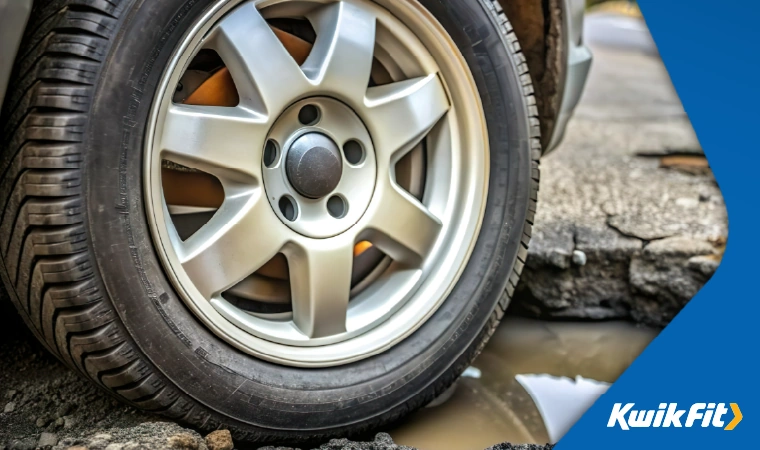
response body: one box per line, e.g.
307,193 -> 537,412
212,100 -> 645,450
145,0 -> 489,367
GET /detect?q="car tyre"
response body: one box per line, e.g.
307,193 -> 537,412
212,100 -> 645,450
0,0 -> 539,443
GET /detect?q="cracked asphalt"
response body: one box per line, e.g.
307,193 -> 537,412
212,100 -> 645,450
511,13 -> 728,326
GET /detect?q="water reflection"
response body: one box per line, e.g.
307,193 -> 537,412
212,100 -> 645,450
390,318 -> 658,449
517,374 -> 609,443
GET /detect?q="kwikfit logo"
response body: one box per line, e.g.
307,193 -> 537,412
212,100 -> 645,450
607,403 -> 742,430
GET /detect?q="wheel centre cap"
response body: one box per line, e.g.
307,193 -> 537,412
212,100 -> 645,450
261,97 -> 378,239
286,133 -> 343,199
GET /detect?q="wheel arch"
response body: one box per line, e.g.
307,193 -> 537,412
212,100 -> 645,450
498,0 -> 566,154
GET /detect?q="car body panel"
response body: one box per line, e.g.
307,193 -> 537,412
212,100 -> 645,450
0,0 -> 33,108
547,0 -> 593,152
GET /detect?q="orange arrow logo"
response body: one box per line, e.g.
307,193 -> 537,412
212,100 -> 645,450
724,403 -> 742,430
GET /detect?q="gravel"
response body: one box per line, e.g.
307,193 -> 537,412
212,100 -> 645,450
0,300 -> 160,449
52,423 -> 208,450
205,430 -> 234,450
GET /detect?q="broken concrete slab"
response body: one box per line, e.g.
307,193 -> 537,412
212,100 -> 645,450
628,237 -> 721,326
511,16 -> 728,328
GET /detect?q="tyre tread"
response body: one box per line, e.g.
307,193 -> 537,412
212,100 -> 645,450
0,0 -> 196,429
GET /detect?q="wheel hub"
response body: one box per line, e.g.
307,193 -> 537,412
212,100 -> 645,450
262,97 -> 377,238
286,133 -> 343,199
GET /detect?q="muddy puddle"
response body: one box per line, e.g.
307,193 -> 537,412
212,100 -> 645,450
389,318 -> 658,449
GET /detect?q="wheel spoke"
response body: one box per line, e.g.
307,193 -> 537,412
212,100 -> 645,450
303,1 -> 377,101
363,74 -> 450,162
287,238 -> 354,338
210,2 -> 309,114
365,182 -> 442,265
161,104 -> 265,180
180,193 -> 288,300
